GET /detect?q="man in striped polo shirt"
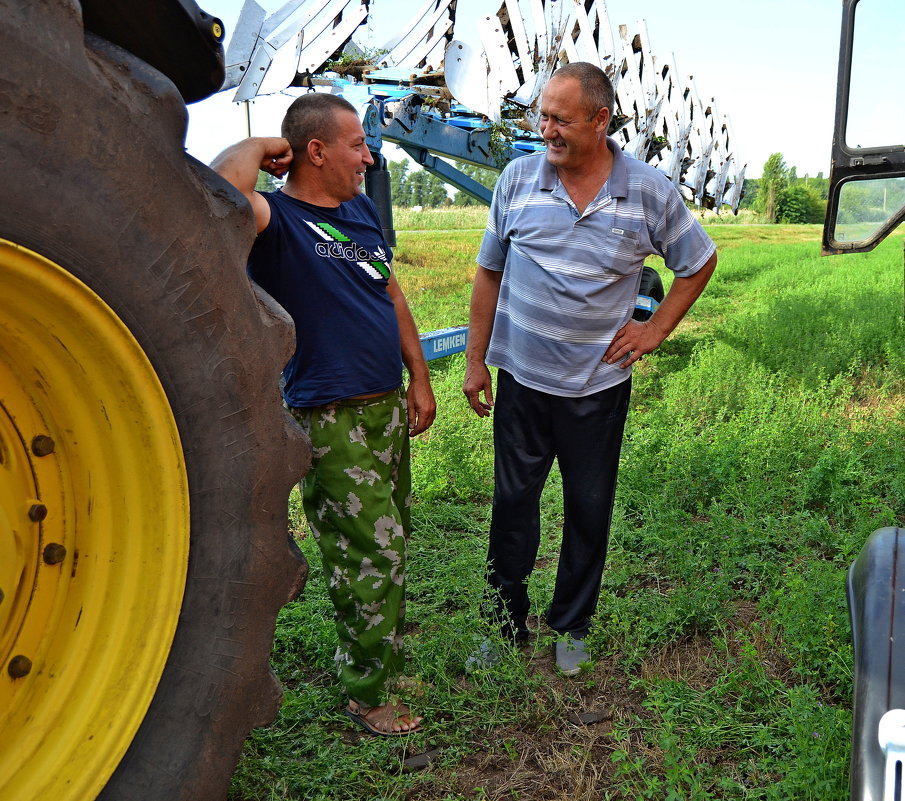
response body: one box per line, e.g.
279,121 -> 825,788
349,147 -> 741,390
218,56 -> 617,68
463,62 -> 717,675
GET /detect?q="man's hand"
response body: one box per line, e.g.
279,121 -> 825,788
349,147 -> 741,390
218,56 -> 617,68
463,361 -> 494,417
212,136 -> 293,188
605,253 -> 717,368
258,137 -> 293,179
603,318 -> 667,368
406,376 -> 436,436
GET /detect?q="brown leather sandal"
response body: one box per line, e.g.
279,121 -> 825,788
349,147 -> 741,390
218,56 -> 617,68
345,699 -> 423,736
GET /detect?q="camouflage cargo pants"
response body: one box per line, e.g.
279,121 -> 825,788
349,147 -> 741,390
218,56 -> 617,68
290,389 -> 411,707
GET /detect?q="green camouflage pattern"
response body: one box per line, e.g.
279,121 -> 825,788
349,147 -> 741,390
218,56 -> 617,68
291,390 -> 411,706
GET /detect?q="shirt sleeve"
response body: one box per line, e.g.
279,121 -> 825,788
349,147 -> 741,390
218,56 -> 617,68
476,164 -> 514,271
652,183 -> 716,278
247,193 -> 282,287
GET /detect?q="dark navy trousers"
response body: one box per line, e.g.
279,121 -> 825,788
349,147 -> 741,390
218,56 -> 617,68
487,369 -> 631,639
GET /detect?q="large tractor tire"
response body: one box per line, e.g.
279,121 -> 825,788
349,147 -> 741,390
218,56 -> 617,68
0,2 -> 308,799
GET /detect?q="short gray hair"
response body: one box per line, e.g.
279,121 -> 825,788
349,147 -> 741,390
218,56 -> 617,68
552,62 -> 615,120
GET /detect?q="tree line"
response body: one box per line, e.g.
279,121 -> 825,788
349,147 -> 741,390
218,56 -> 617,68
254,160 -> 492,208
258,150 -> 836,224
740,152 -> 828,223
389,151 -> 832,223
388,160 -> 496,208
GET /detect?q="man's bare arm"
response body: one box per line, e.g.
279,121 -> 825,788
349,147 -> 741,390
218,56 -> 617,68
211,137 -> 293,234
387,275 -> 436,436
605,251 -> 717,368
462,265 -> 503,417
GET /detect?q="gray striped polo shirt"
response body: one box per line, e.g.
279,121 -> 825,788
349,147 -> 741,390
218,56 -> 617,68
477,138 -> 715,397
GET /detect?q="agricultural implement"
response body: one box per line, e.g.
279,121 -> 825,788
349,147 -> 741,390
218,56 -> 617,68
222,0 -> 746,215
0,0 -> 743,798
823,1 -> 905,799
220,0 -> 746,355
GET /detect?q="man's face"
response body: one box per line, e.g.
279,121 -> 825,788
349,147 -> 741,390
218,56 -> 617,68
539,76 -> 607,171
320,110 -> 375,202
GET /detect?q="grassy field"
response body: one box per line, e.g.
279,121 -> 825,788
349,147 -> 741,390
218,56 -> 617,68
229,220 -> 905,800
390,205 -> 768,233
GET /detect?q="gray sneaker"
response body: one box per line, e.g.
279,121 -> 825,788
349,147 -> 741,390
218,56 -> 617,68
555,636 -> 590,676
464,638 -> 500,672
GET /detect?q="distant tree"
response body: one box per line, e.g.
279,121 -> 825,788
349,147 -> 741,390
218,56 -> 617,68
388,160 -> 412,207
797,173 -> 829,201
452,163 -> 499,206
738,177 -> 759,210
255,171 -> 281,192
758,153 -> 789,223
387,160 -> 451,207
776,184 -> 826,224
405,168 -> 450,207
407,170 -> 428,207
812,174 -> 830,200
423,172 -> 450,207
836,178 -> 905,224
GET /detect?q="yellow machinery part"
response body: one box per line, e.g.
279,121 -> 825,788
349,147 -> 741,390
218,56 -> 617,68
0,239 -> 189,800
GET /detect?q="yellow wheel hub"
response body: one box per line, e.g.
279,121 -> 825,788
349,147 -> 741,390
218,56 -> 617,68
0,239 -> 189,801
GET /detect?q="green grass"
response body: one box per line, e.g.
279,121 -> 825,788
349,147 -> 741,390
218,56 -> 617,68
390,204 -> 769,232
393,205 -> 490,232
229,225 -> 905,800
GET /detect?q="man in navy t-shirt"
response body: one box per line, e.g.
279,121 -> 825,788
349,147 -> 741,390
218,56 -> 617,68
213,93 -> 435,736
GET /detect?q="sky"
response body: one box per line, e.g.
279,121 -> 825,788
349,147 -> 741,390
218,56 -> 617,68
185,0 -> 846,179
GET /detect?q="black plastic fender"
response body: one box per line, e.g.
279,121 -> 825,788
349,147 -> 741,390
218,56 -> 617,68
848,526 -> 905,801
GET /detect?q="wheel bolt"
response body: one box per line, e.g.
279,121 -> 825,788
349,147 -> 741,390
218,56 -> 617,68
28,503 -> 48,522
31,435 -> 55,457
43,543 -> 67,565
8,655 -> 32,679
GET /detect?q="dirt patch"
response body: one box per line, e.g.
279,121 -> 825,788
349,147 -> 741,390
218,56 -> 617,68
403,608 -> 793,800
445,727 -> 619,800
400,632 -> 644,800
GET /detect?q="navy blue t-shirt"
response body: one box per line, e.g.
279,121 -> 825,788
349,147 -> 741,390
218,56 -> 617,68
248,190 -> 403,407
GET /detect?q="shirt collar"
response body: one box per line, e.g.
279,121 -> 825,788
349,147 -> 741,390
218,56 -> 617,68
606,137 -> 628,198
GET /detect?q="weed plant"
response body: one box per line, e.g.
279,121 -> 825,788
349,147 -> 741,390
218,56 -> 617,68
230,226 -> 904,800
